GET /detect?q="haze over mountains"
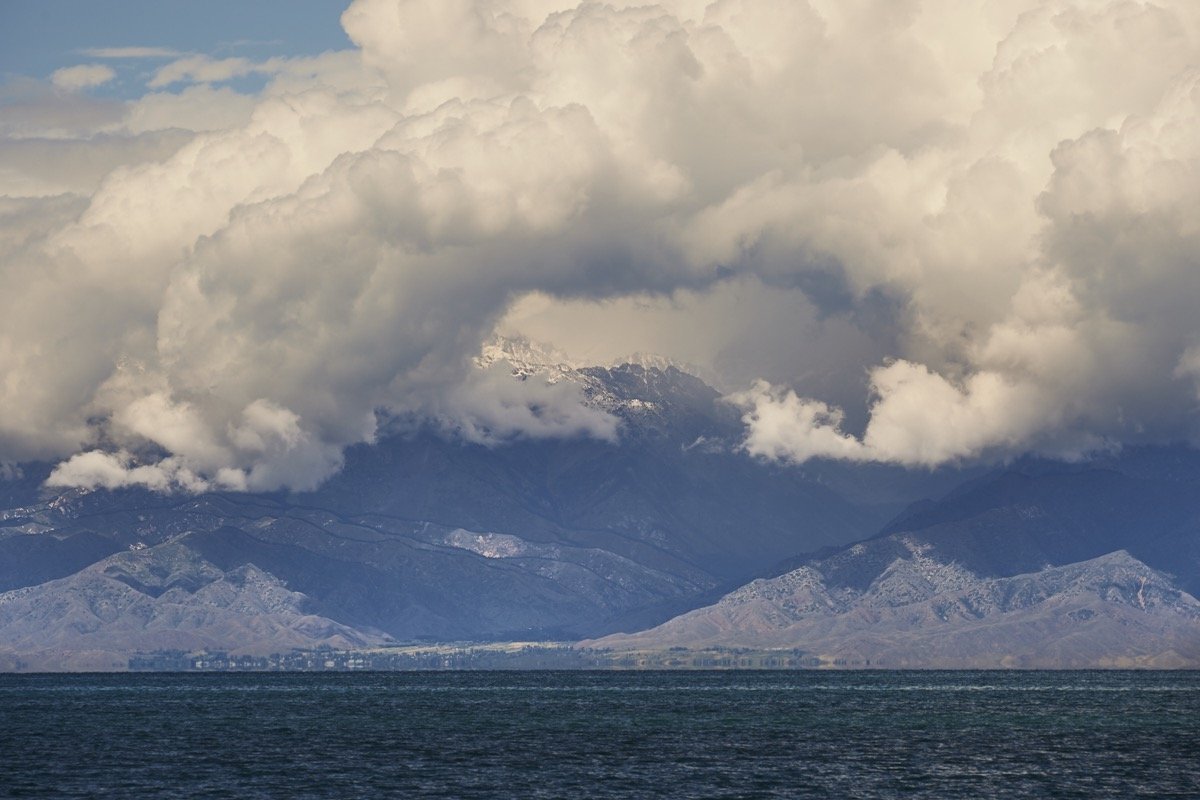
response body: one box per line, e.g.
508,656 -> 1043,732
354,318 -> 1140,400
0,351 -> 1197,669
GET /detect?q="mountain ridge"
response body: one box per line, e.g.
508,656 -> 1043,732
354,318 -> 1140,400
585,451 -> 1200,667
0,541 -> 391,670
1,357 -> 1198,667
585,549 -> 1200,668
0,358 -> 968,662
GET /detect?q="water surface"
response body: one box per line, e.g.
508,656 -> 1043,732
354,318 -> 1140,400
1,671 -> 1197,798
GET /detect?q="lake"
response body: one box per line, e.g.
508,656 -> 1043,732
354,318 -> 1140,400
1,671 -> 1197,798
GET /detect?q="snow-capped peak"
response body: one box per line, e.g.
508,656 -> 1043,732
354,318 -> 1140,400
475,335 -> 580,376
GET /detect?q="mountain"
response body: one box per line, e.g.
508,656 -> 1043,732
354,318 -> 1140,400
7,351 -> 1200,667
0,541 -> 389,671
0,355 -> 968,662
867,453 -> 1200,595
587,453 -> 1200,667
585,551 -> 1200,668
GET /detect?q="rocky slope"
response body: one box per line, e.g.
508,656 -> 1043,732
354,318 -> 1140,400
588,452 -> 1200,667
0,541 -> 389,670
586,549 -> 1200,667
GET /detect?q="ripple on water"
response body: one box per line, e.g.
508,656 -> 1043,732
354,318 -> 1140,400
0,671 -> 1197,799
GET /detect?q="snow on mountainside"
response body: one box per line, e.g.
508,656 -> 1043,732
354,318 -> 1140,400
475,334 -> 716,423
477,335 -> 717,388
476,335 -> 581,375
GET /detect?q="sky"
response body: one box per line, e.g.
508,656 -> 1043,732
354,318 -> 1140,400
0,1 -> 351,95
2,0 -> 1200,493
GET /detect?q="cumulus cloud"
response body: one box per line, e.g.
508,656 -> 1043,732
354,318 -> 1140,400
122,86 -> 258,135
501,279 -> 887,405
729,381 -> 865,464
433,363 -> 620,445
50,64 -> 116,92
704,0 -> 1200,467
732,363 -> 1058,467
0,77 -> 123,138
3,0 -> 1200,490
0,131 -> 193,196
81,47 -> 183,60
148,56 -> 277,88
46,450 -> 213,493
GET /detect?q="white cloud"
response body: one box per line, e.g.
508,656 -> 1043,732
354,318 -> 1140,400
45,450 -> 214,493
0,77 -> 124,139
50,64 -> 116,91
122,86 -> 258,134
81,47 -> 183,59
0,130 -> 192,196
729,381 -> 865,464
2,0 -> 1200,490
434,363 -> 620,445
148,56 -> 272,88
732,363 -> 1055,468
500,279 -> 885,402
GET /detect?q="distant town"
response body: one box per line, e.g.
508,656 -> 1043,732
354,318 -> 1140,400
128,644 -> 834,671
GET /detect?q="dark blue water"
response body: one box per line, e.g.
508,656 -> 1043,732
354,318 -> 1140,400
1,671 -> 1197,799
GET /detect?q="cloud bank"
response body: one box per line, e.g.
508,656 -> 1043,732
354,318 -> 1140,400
50,65 -> 117,92
2,0 -> 1200,489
